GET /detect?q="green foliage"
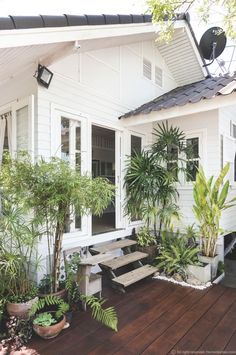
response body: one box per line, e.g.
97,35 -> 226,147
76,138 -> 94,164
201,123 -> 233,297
0,299 -> 6,326
156,230 -> 200,279
124,122 -> 191,238
193,164 -> 236,257
0,197 -> 41,301
81,295 -> 118,332
30,295 -> 69,320
146,0 -> 236,41
218,261 -> 224,274
0,153 -> 115,293
137,227 -> 156,247
65,253 -> 81,308
33,313 -> 57,327
64,254 -> 118,331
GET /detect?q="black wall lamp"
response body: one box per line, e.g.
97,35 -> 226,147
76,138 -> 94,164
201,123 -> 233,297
35,64 -> 53,89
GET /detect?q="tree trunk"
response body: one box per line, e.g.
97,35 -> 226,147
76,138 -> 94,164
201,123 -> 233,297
52,220 -> 64,293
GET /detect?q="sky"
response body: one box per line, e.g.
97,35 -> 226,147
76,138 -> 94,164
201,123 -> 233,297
0,0 -> 235,73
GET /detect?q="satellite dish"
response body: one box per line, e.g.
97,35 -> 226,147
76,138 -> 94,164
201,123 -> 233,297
199,27 -> 227,66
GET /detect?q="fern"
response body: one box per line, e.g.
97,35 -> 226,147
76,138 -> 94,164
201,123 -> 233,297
81,295 -> 118,332
29,295 -> 69,319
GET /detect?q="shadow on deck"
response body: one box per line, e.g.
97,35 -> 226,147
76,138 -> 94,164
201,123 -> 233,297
30,278 -> 236,354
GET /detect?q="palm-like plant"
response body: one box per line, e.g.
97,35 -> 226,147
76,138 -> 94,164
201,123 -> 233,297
124,122 -> 190,239
193,163 -> 236,257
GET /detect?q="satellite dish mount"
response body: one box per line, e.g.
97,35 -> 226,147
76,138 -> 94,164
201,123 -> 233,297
199,27 -> 227,67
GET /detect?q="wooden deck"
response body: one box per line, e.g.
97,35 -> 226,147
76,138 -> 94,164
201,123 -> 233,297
30,279 -> 236,354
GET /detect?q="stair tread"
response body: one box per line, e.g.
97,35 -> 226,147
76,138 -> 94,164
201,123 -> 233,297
112,265 -> 158,287
99,251 -> 148,270
90,239 -> 136,254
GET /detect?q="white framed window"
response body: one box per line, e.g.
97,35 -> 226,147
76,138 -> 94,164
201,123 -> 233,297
143,58 -> 152,80
166,132 -> 202,184
129,133 -> 144,224
186,137 -> 200,182
60,116 -> 82,233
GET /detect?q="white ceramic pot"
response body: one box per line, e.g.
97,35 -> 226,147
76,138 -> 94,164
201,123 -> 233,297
187,263 -> 211,283
198,254 -> 219,280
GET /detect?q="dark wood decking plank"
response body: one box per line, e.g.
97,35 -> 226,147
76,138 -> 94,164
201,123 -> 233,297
33,280 -> 172,355
198,299 -> 236,351
171,287 -> 236,352
86,284 -> 194,355
123,287 -> 210,354
142,285 -> 226,355
225,330 -> 236,351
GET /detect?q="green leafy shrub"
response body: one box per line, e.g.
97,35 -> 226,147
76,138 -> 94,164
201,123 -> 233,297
156,231 -> 200,280
136,227 -> 156,247
193,164 -> 236,257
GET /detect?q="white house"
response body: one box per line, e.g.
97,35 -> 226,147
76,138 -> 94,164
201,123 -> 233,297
0,13 -> 235,273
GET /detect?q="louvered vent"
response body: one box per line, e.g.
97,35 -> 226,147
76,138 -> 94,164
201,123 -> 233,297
143,58 -> 152,80
155,66 -> 163,87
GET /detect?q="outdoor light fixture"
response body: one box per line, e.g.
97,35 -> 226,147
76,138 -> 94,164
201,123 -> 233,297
36,64 -> 53,89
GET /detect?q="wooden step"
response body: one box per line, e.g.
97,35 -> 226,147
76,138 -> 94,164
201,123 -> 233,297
99,251 -> 148,270
90,239 -> 136,254
112,265 -> 158,287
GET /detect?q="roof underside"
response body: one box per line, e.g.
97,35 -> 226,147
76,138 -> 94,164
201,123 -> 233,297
121,73 -> 236,119
0,13 -> 206,98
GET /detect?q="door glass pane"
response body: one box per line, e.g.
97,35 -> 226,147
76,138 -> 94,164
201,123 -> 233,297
131,135 -> 142,221
4,120 -> 8,150
131,135 -> 142,156
92,125 -> 116,235
61,117 -> 70,162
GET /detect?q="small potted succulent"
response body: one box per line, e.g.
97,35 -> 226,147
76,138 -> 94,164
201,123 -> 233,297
30,296 -> 69,339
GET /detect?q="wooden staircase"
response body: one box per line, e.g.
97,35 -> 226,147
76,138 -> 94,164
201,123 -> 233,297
90,238 -> 157,292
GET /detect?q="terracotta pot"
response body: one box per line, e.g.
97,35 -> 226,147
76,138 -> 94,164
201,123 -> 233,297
38,288 -> 67,300
7,297 -> 38,319
33,315 -> 66,339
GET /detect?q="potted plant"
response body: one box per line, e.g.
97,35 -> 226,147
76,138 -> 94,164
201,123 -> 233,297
30,295 -> 69,339
0,199 -> 41,319
193,164 -> 236,279
136,226 -> 157,263
156,230 -> 200,282
38,274 -> 66,299
0,154 -> 115,295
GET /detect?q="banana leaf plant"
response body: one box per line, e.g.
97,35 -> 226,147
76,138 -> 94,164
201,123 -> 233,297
193,163 -> 236,257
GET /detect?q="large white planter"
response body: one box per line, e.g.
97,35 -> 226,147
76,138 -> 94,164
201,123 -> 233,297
198,254 -> 219,279
187,263 -> 211,283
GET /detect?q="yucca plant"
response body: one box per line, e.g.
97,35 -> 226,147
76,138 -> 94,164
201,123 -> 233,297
193,163 -> 236,257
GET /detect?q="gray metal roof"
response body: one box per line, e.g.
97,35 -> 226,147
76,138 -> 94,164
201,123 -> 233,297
0,14 -> 153,30
120,73 -> 236,119
0,13 -> 190,31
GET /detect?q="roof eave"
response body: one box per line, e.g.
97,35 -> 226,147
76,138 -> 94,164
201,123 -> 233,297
0,20 -> 186,49
121,91 -> 236,127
